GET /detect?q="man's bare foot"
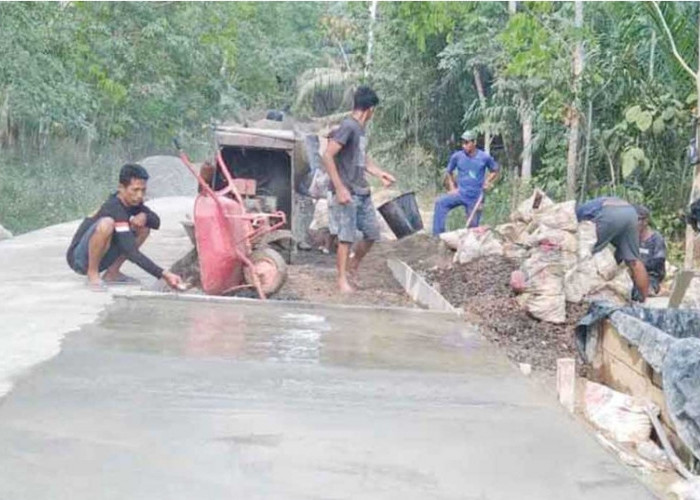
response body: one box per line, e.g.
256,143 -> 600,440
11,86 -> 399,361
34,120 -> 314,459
86,277 -> 107,292
338,279 -> 355,294
87,273 -> 102,286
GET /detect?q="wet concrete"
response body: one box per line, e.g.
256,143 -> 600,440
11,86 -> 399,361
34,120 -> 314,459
0,295 -> 654,499
0,197 -> 194,398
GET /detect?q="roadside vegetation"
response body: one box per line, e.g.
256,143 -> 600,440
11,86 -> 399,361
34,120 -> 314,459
1,1 -> 697,265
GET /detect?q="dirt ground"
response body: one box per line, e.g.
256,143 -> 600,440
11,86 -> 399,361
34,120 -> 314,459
275,233 -> 448,308
417,255 -> 590,374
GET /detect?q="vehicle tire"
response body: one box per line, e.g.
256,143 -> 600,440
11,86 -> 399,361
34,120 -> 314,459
244,247 -> 288,296
269,240 -> 293,264
259,229 -> 294,264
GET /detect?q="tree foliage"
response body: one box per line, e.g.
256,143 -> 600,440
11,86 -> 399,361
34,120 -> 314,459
0,1 -> 698,244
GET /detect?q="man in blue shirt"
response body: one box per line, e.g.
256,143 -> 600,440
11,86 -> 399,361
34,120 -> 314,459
432,130 -> 499,235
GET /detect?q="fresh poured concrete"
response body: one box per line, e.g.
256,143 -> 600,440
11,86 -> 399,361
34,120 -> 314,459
0,197 -> 194,397
0,294 -> 655,499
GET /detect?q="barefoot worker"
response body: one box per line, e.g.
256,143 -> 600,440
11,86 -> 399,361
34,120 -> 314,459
322,86 -> 396,293
66,163 -> 183,291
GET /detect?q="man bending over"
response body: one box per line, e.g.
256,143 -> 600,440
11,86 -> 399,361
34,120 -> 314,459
66,163 -> 182,290
576,196 -> 649,301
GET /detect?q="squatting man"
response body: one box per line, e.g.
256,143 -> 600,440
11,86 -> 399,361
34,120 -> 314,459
66,163 -> 183,291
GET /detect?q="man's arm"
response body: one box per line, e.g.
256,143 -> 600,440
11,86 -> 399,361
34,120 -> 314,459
629,259 -> 650,301
322,139 -> 352,204
366,156 -> 396,187
483,155 -> 500,190
112,227 -> 164,279
139,205 -> 160,229
445,153 -> 458,192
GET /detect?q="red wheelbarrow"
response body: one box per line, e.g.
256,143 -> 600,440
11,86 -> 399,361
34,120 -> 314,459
174,139 -> 288,298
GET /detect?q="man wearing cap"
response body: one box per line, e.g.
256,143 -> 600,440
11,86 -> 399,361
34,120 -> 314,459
432,130 -> 499,235
633,204 -> 666,300
576,196 -> 649,301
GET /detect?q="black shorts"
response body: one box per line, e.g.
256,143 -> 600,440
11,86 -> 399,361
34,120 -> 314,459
70,221 -> 122,274
593,205 -> 640,263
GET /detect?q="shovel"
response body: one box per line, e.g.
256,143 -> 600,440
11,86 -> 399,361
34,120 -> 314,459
465,191 -> 485,228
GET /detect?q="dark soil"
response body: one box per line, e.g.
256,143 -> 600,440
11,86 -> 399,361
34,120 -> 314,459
419,255 -> 590,373
274,233 -> 449,308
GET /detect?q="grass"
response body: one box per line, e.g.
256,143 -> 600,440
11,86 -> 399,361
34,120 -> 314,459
0,135 -> 210,235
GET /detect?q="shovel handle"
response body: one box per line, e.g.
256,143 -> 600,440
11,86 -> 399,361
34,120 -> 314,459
465,192 -> 484,228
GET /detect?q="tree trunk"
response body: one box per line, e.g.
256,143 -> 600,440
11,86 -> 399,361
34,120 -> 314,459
521,107 -> 533,181
649,29 -> 656,80
472,66 -> 491,154
580,100 -> 593,202
364,0 -> 378,79
684,6 -> 700,268
566,0 -> 583,200
508,1 -> 517,14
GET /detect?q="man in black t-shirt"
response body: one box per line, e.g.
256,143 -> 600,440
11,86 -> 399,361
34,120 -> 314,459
633,205 -> 667,300
322,86 -> 396,293
66,164 -> 182,290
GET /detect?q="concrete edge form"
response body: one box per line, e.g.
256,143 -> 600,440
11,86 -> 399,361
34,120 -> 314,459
387,258 -> 460,315
114,290 -> 460,317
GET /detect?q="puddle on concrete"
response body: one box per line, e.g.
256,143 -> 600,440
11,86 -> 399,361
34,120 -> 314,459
70,296 -> 504,375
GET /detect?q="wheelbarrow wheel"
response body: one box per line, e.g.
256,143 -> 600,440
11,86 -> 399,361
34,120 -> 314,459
244,247 -> 288,296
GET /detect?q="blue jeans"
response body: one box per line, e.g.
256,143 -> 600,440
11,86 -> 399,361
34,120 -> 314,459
432,192 -> 482,236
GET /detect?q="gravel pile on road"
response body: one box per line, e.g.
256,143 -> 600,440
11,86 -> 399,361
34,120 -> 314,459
420,255 -> 589,373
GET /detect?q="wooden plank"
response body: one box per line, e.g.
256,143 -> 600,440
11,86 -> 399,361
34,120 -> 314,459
556,358 -> 576,413
593,320 -> 697,466
668,269 -> 697,308
600,322 -> 649,376
387,258 -> 459,314
595,323 -> 675,432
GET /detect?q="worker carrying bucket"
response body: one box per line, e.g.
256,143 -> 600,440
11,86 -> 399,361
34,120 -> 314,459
432,130 -> 500,235
321,86 -> 398,294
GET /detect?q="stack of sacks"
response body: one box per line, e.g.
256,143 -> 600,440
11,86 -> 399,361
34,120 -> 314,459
440,226 -> 504,264
439,188 -> 637,322
513,245 -> 567,323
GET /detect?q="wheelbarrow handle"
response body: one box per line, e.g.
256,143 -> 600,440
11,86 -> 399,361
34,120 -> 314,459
173,137 -> 220,202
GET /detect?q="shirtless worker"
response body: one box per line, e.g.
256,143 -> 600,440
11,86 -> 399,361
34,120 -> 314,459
66,163 -> 183,291
576,196 -> 649,301
322,86 -> 396,293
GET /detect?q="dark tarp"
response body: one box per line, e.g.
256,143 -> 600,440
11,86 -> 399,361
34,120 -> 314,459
576,302 -> 700,460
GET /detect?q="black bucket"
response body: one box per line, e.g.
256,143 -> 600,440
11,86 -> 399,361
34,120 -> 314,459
378,192 -> 424,239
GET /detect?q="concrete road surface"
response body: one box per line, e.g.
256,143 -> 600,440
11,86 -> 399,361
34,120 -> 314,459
0,293 -> 655,500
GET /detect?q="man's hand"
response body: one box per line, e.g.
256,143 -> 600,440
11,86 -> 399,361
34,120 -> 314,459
336,186 -> 352,205
380,171 -> 396,188
162,270 -> 184,290
130,212 -> 148,229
